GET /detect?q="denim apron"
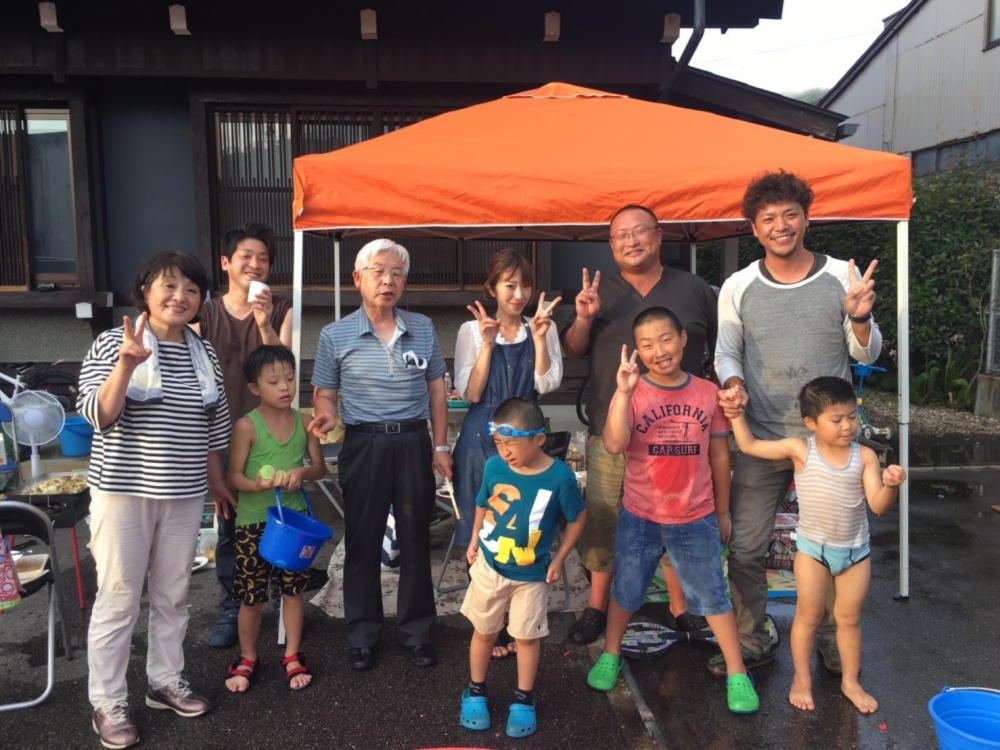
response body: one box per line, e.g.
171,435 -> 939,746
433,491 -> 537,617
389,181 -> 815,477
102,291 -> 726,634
452,320 -> 538,546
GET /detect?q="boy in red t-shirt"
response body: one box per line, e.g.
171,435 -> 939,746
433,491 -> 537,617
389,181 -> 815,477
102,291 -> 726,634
585,307 -> 758,714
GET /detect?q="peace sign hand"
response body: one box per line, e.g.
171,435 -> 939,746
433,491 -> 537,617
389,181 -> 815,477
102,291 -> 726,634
845,258 -> 878,320
616,345 -> 640,394
530,292 -> 562,340
119,313 -> 153,372
467,300 -> 499,347
575,269 -> 601,322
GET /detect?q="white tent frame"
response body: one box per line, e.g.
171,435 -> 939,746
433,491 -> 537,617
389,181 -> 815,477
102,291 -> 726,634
291,222 -> 912,598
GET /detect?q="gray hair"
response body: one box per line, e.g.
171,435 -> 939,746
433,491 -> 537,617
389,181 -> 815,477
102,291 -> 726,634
354,238 -> 410,275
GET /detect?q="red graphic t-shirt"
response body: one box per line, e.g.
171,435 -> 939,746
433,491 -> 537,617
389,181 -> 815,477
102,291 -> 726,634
621,373 -> 729,524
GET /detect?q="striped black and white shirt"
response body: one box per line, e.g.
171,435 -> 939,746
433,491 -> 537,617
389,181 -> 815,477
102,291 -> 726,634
78,327 -> 231,499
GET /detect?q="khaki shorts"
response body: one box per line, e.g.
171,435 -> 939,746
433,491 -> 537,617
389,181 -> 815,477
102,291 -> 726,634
460,556 -> 550,641
580,434 -> 673,574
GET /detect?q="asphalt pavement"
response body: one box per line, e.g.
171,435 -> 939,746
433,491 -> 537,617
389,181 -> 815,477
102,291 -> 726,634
2,452 -> 999,749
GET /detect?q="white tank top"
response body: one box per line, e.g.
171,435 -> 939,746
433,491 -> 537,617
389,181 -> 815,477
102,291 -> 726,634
794,437 -> 869,548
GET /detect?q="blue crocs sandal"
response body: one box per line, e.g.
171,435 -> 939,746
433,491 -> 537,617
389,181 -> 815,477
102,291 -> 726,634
460,689 -> 490,731
506,701 -> 537,738
587,652 -> 623,692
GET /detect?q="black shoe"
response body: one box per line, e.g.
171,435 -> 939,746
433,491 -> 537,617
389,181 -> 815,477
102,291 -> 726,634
673,612 -> 710,632
348,646 -> 375,671
568,607 -> 607,645
406,643 -> 437,668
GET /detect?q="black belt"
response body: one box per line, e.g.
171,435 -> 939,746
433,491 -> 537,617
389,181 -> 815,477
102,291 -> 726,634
346,420 -> 426,435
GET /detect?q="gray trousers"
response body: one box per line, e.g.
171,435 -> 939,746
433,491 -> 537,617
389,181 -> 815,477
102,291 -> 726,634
728,453 -> 836,654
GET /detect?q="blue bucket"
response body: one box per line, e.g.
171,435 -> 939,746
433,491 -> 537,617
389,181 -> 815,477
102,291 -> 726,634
929,687 -> 1000,749
58,416 -> 94,457
259,487 -> 332,572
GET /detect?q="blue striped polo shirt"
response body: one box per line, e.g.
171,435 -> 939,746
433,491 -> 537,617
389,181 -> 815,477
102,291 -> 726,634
312,307 -> 447,424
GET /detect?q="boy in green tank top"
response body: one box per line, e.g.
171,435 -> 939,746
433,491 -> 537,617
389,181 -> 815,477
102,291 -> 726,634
223,345 -> 326,693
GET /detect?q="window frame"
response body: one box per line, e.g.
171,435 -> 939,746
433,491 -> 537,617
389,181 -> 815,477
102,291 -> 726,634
987,0 -> 1000,49
23,108 -> 79,284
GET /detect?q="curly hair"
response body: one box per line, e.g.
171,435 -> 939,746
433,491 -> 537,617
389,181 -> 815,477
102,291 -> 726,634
742,171 -> 814,222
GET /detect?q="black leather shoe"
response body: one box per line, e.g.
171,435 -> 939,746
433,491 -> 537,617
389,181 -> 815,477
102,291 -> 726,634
348,646 -> 375,671
406,643 -> 437,668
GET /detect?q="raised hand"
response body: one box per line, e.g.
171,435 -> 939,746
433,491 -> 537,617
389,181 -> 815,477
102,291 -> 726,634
845,258 -> 878,319
467,300 -> 499,347
616,345 -> 640,394
250,286 -> 275,329
718,385 -> 748,419
574,268 -> 601,322
882,464 -> 907,487
529,292 -> 562,339
119,313 -> 153,372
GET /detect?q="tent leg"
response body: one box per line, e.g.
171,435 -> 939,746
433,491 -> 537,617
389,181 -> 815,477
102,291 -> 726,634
896,220 -> 910,599
335,238 -> 341,322
293,230 -> 304,410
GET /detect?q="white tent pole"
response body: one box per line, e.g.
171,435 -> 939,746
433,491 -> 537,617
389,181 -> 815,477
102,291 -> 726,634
335,237 -> 342,321
896,220 -> 910,599
689,242 -> 697,274
292,229 -> 304,410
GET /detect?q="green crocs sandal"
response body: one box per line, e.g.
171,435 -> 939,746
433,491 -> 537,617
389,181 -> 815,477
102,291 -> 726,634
506,702 -> 537,738
587,652 -> 623,692
460,689 -> 490,731
727,672 -> 760,714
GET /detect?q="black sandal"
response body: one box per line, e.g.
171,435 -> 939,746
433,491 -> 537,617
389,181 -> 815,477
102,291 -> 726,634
492,628 -> 516,660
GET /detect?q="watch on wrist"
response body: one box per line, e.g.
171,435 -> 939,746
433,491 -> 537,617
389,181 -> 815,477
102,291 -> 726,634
434,445 -> 451,452
849,312 -> 872,324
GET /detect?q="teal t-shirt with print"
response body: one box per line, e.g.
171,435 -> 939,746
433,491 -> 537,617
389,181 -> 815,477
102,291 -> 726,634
474,455 -> 585,582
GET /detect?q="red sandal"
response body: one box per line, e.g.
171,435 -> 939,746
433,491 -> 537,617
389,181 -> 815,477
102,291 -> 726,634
281,652 -> 313,690
226,656 -> 257,693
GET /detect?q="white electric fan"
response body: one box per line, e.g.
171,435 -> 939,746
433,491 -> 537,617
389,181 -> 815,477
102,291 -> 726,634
2,390 -> 66,478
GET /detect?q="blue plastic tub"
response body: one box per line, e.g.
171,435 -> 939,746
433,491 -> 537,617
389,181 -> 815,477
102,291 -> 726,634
58,416 -> 94,457
929,687 -> 1000,749
259,487 -> 332,571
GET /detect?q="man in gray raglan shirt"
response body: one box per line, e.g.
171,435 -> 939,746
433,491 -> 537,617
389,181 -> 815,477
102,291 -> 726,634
712,171 -> 881,675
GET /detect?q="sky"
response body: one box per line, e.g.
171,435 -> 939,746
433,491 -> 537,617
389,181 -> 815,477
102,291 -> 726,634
674,0 -> 909,96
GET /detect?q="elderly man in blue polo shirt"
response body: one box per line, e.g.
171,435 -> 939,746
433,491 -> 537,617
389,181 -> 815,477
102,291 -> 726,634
309,238 -> 453,671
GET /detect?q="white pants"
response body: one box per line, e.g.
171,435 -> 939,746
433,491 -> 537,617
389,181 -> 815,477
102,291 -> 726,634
87,489 -> 203,709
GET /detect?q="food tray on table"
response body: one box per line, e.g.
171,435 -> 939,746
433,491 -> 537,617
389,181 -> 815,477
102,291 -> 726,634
5,470 -> 91,529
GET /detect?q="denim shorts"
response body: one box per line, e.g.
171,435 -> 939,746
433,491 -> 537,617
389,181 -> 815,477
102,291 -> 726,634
610,506 -> 732,616
795,534 -> 871,577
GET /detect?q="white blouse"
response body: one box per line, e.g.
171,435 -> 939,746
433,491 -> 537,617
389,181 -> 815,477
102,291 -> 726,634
453,318 -> 563,401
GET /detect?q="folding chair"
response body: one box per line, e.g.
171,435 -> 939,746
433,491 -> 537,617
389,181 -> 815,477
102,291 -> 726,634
0,501 -> 75,713
312,442 -> 344,519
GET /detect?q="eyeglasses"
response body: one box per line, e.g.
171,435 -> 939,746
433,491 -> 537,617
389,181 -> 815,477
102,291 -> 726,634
610,226 -> 658,243
362,265 -> 407,281
487,421 -> 545,438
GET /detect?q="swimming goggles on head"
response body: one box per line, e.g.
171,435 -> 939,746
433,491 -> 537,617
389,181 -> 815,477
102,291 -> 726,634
487,421 -> 546,438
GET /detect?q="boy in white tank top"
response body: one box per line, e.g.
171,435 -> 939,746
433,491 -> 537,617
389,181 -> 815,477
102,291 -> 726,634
720,376 -> 905,715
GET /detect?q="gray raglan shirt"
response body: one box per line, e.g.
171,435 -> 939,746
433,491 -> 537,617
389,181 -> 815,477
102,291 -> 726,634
715,255 -> 882,440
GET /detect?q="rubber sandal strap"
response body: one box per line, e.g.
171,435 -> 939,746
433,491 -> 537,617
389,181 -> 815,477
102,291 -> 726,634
281,653 -> 312,683
227,656 -> 257,680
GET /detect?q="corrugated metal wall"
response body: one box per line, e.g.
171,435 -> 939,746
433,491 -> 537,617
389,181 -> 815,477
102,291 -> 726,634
826,0 -> 1000,155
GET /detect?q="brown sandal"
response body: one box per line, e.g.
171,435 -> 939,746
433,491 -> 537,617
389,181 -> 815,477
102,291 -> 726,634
226,656 -> 257,692
281,652 -> 313,690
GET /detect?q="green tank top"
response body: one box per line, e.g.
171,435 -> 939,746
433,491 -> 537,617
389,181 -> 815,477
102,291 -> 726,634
236,409 -> 308,527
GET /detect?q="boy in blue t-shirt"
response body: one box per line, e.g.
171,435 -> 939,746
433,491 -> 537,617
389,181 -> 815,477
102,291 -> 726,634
459,397 -> 586,739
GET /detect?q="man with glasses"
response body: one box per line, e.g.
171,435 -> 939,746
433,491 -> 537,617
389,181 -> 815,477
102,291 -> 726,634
561,204 -> 718,645
309,238 -> 452,671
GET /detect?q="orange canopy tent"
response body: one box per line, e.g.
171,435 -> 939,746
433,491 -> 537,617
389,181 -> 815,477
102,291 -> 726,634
290,82 -> 915,595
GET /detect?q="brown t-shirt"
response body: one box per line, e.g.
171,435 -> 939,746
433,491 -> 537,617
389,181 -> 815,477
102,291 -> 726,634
197,295 -> 293,425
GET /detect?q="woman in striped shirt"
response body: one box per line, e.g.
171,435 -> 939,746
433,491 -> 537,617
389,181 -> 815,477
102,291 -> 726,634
78,251 -> 230,750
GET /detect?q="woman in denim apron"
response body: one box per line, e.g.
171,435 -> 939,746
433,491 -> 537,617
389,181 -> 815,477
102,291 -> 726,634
452,251 -> 563,551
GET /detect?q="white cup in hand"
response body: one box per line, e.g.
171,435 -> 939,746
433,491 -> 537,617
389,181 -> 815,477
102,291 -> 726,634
247,280 -> 268,304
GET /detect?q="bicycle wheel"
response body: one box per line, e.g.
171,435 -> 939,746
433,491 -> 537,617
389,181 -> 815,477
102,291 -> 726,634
575,375 -> 590,426
26,363 -> 79,413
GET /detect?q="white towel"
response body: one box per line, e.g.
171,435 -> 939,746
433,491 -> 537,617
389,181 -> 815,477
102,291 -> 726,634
125,321 -> 220,417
